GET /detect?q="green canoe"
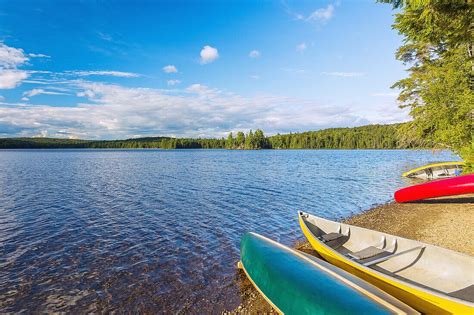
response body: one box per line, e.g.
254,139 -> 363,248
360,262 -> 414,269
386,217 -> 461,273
239,232 -> 418,314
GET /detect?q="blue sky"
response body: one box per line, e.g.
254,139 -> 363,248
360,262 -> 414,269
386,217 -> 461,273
0,0 -> 407,139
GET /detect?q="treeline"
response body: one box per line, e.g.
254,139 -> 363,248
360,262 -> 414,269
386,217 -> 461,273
267,124 -> 404,149
224,125 -> 403,150
0,137 -> 226,149
0,123 -> 422,150
226,129 -> 270,149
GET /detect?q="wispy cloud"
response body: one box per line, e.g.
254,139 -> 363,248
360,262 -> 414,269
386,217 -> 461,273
23,88 -> 69,98
249,50 -> 260,58
28,53 -> 50,58
167,79 -> 181,86
163,65 -> 178,73
250,74 -> 260,80
306,5 -> 334,23
296,42 -> 306,53
321,71 -> 365,77
96,31 -> 114,42
67,70 -> 140,78
284,2 -> 335,24
200,45 -> 219,64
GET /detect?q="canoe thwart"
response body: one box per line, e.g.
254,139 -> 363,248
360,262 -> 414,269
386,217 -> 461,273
362,246 -> 425,267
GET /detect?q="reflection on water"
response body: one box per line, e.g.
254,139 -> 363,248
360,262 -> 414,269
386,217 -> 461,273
0,149 -> 458,312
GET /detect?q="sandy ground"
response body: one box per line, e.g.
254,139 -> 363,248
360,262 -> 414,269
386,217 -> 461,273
226,194 -> 474,314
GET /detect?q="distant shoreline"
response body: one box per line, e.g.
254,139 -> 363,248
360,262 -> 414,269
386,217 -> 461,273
0,123 -> 426,150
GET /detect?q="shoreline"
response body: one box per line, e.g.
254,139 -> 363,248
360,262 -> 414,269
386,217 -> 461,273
230,194 -> 474,313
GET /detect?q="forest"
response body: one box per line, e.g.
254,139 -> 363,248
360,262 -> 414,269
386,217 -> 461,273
0,123 -> 422,150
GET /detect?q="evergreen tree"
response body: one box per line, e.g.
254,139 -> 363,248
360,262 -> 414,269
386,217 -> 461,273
380,0 -> 473,172
245,130 -> 254,149
226,132 -> 234,149
235,131 -> 245,149
253,129 -> 268,149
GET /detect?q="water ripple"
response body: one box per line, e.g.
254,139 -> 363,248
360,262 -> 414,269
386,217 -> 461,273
0,149 -> 459,313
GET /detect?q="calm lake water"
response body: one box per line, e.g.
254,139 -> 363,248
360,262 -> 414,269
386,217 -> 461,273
0,149 -> 459,313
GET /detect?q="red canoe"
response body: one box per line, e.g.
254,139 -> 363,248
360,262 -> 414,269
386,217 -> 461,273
395,174 -> 474,203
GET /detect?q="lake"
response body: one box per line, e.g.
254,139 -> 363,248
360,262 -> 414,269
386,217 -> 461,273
0,149 -> 459,313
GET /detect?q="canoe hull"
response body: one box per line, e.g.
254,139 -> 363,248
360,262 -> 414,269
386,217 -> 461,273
402,161 -> 464,180
240,232 -> 417,314
395,174 -> 474,203
298,213 -> 474,314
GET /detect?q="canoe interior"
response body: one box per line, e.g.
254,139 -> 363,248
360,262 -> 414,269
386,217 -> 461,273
404,162 -> 464,179
300,214 -> 474,304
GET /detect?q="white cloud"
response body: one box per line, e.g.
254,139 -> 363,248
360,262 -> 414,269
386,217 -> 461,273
0,82 -> 378,138
286,3 -> 335,24
296,42 -> 307,53
186,83 -> 215,94
249,50 -> 260,58
29,53 -> 50,58
307,4 -> 334,23
200,45 -> 219,64
250,75 -> 260,80
0,70 -> 29,89
167,79 -> 181,86
0,43 -> 34,89
321,71 -> 365,77
163,65 -> 178,73
23,88 -> 69,98
69,70 -> 140,77
0,43 -> 29,69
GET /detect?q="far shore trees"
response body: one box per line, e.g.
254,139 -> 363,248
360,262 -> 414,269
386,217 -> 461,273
0,124 -> 412,150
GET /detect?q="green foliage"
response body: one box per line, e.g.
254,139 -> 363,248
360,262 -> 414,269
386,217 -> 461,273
226,132 -> 234,149
0,124 -> 418,150
226,129 -> 270,150
0,136 -> 226,149
235,132 -> 245,149
224,124 -> 416,150
267,124 -> 405,149
380,0 -> 473,172
245,130 -> 254,149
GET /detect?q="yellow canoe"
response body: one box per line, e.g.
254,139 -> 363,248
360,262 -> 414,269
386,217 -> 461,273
402,161 -> 464,179
298,211 -> 474,314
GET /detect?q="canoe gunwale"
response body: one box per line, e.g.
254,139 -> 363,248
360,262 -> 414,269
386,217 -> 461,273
238,258 -> 284,314
298,212 -> 474,312
402,161 -> 464,178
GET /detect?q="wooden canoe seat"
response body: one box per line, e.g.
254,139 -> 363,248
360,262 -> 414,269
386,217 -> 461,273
348,246 -> 390,261
318,231 -> 349,249
320,232 -> 344,242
